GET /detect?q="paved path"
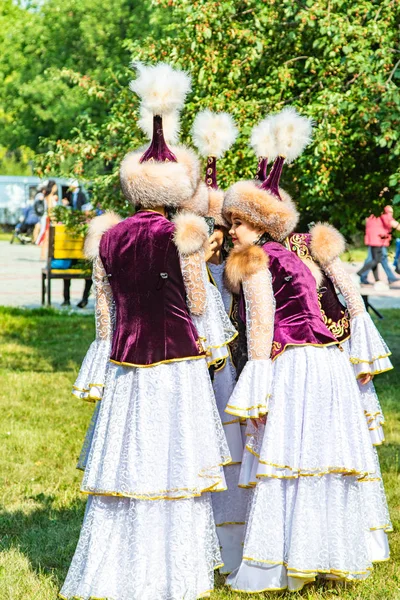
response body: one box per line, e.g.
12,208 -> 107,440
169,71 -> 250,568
0,240 -> 94,310
0,240 -> 399,310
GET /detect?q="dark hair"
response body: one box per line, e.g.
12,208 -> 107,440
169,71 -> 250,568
44,180 -> 57,197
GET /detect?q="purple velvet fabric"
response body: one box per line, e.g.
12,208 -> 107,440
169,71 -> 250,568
261,155 -> 284,199
287,233 -> 351,344
239,241 -> 339,360
99,211 -> 204,367
139,115 -> 177,163
255,157 -> 268,182
205,156 -> 218,189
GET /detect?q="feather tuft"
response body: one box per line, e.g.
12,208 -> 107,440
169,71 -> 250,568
273,107 -> 313,163
138,107 -> 180,143
192,110 -> 238,158
250,116 -> 278,159
129,62 -> 192,116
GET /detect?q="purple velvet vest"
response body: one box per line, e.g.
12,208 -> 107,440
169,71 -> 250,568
240,242 -> 339,360
99,211 -> 204,367
286,233 -> 350,344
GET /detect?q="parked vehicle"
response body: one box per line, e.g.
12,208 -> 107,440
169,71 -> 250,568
0,176 -> 88,225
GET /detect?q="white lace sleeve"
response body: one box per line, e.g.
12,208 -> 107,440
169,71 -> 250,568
180,250 -> 207,316
325,258 -> 393,378
226,268 -> 275,419
190,261 -> 237,366
72,256 -> 115,402
323,257 -> 365,318
243,269 -> 275,360
93,255 -> 115,341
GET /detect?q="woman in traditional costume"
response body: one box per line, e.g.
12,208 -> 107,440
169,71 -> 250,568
249,110 -> 389,453
192,110 -> 251,574
222,108 -> 392,593
60,63 -> 231,600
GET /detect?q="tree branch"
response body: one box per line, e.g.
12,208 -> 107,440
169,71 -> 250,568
386,58 -> 400,86
284,56 -> 309,65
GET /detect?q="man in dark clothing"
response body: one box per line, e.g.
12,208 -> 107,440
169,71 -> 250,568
64,179 -> 87,211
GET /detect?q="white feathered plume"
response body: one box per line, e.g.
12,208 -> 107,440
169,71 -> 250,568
192,110 -> 238,158
273,106 -> 313,163
138,107 -> 180,144
250,116 -> 278,160
129,62 -> 192,116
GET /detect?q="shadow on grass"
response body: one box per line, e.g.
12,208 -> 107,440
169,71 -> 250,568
0,306 -> 94,373
0,493 -> 86,588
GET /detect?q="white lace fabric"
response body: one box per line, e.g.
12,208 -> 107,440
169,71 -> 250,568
225,268 -> 274,419
342,339 -> 386,446
324,257 -> 365,317
348,313 -> 393,377
81,360 -> 230,500
60,494 -> 222,600
324,258 -> 393,378
72,257 -> 115,402
180,250 -> 207,316
227,344 -> 391,593
243,269 -> 275,360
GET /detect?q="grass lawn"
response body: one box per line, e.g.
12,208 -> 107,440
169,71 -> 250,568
0,306 -> 399,600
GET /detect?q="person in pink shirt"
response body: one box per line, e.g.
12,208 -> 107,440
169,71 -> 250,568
357,206 -> 400,285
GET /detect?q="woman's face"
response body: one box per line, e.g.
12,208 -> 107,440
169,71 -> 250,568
51,184 -> 57,196
229,215 -> 263,249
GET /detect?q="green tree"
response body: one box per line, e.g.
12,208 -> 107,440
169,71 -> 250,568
36,0 -> 400,237
0,0 -> 162,153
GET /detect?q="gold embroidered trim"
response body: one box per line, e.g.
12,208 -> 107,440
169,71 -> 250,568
225,403 -> 268,418
272,340 -> 340,361
216,521 -> 246,527
82,482 -> 228,502
356,366 -> 393,379
350,353 -> 392,365
109,353 -> 205,369
242,556 -> 373,577
286,233 -> 351,341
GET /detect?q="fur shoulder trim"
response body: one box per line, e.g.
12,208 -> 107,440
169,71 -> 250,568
84,211 -> 122,260
225,245 -> 269,293
173,212 -> 208,256
309,222 -> 345,266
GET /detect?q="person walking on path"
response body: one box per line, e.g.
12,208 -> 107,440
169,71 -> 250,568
357,206 -> 400,287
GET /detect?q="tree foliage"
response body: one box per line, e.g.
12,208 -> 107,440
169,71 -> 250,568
2,0 -> 400,237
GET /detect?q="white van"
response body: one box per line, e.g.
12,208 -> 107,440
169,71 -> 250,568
0,176 -> 86,224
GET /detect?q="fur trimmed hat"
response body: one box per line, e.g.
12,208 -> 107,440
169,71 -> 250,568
223,107 -> 312,242
120,62 -> 203,211
191,110 -> 237,227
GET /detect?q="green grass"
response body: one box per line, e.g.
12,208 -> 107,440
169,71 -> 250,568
0,306 -> 399,600
0,231 -> 12,242
341,247 -> 368,263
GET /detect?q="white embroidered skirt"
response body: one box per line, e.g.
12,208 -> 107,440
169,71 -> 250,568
226,345 -> 391,593
61,358 -> 230,600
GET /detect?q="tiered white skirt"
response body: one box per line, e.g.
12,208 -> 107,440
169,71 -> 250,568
211,357 -> 250,574
61,358 -> 230,600
226,345 -> 391,593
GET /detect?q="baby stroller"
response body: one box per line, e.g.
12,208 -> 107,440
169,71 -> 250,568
10,204 -> 40,244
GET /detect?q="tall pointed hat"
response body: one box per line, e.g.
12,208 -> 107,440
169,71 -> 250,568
120,62 -> 204,211
191,110 -> 238,226
223,107 -> 313,241
250,116 -> 278,182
